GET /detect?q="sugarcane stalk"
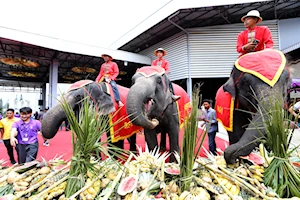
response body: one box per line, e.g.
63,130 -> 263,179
196,159 -> 256,197
0,163 -> 17,177
218,166 -> 272,200
15,162 -> 70,198
209,171 -> 235,199
100,154 -> 133,200
67,173 -> 105,200
32,175 -> 69,200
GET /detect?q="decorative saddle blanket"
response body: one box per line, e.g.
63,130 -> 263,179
235,49 -> 286,87
136,66 -> 166,77
67,80 -> 142,143
216,49 -> 286,132
215,86 -> 234,132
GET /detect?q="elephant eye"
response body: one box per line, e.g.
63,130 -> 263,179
157,77 -> 162,84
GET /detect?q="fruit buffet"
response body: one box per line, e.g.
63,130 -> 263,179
0,92 -> 300,200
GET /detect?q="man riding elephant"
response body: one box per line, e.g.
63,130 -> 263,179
215,49 -> 290,164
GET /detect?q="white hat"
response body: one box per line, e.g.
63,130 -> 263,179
241,10 -> 263,23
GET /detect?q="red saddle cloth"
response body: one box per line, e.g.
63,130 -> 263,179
215,86 -> 234,132
136,66 -> 166,77
235,49 -> 286,87
104,83 -> 142,143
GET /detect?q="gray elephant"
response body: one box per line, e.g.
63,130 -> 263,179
215,49 -> 290,164
41,80 -> 141,150
126,67 -> 191,162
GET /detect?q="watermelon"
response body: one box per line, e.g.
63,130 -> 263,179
14,160 -> 40,173
117,175 -> 138,196
0,194 -> 15,200
164,163 -> 180,175
240,152 -> 265,165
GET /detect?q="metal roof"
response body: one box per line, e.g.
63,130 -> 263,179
0,37 -> 146,88
119,0 -> 300,53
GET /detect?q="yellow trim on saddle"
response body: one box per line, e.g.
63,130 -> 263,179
216,98 -> 235,132
235,49 -> 286,87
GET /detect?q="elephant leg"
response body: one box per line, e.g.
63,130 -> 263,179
167,126 -> 180,163
128,134 -> 137,152
224,112 -> 264,164
144,128 -> 158,151
160,131 -> 167,152
228,110 -> 252,145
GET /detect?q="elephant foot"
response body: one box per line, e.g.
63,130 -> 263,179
160,146 -> 166,152
224,144 -> 242,164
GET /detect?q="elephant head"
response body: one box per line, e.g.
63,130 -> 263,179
42,81 -> 115,139
126,67 -> 173,129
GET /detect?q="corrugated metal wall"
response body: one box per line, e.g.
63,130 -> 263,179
139,33 -> 188,80
140,20 -> 279,80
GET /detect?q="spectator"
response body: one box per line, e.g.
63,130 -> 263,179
95,54 -> 124,107
288,100 -> 300,127
200,99 -> 218,155
10,107 -> 41,164
0,108 -> 20,164
152,48 -> 180,101
237,10 -> 274,56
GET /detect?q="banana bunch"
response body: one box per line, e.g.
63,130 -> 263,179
246,165 -> 264,183
218,177 -> 240,195
45,181 -> 67,200
179,187 -> 210,200
79,178 -> 101,200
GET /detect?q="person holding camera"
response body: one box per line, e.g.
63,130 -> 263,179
237,10 -> 274,56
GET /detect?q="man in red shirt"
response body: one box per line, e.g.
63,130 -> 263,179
95,54 -> 124,107
152,48 -> 180,101
237,10 -> 274,56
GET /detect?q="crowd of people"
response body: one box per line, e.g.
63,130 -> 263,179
0,10 -> 277,163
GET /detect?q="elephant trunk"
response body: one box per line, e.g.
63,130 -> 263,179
41,96 -> 76,139
126,84 -> 159,129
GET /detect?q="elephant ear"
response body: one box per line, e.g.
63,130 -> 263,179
223,77 -> 236,99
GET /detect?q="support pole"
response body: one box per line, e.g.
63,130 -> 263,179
168,11 -> 192,102
49,59 -> 58,108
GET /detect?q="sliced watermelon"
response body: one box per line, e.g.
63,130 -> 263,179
117,175 -> 138,196
0,194 -> 15,200
164,163 -> 180,175
240,152 -> 265,165
14,160 -> 40,173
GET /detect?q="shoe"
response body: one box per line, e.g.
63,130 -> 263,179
43,140 -> 50,147
118,101 -> 124,107
11,160 -> 16,165
172,95 -> 181,102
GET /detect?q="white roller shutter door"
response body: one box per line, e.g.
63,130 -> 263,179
140,20 -> 279,80
188,20 -> 279,78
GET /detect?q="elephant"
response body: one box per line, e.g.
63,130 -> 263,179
41,80 -> 141,151
215,49 -> 290,164
126,66 -> 191,162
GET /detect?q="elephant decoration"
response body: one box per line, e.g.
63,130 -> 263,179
41,80 -> 142,150
126,66 -> 191,162
215,49 -> 290,164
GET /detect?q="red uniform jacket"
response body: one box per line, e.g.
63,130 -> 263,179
152,58 -> 170,73
237,26 -> 274,56
95,61 -> 119,82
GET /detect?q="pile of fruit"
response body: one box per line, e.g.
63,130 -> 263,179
0,147 -> 299,200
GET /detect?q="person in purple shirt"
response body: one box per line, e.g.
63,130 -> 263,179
10,107 -> 41,164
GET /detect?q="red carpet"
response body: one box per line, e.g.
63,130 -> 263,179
0,128 -> 228,166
